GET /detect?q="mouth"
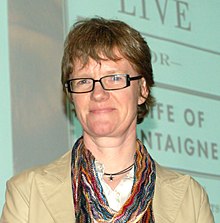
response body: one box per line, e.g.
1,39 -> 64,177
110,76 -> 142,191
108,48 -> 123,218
89,108 -> 115,114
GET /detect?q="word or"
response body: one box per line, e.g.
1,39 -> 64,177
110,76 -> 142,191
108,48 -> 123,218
151,51 -> 170,66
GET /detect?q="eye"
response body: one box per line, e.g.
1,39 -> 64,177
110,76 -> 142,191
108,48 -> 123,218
112,75 -> 121,81
76,79 -> 91,86
109,75 -> 124,82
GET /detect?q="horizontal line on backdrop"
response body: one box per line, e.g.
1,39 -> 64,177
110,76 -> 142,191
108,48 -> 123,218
141,32 -> 220,56
155,82 -> 220,101
168,166 -> 220,180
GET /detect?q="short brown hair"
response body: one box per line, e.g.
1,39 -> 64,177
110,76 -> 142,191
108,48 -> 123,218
61,17 -> 155,123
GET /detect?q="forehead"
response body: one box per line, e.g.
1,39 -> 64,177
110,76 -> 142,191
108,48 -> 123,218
72,54 -> 135,75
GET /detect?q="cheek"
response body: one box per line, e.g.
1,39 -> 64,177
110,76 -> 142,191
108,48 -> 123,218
123,91 -> 139,114
72,97 -> 86,116
72,94 -> 85,106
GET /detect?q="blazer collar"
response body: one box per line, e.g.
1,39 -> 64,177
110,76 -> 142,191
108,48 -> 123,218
153,163 -> 191,223
35,150 -> 75,223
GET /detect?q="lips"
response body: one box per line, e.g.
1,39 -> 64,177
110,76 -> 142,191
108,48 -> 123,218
89,107 -> 115,114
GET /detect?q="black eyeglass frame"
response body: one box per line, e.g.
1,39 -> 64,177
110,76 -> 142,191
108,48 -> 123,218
64,74 -> 143,94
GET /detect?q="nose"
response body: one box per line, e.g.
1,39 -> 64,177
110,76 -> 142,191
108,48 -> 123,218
90,81 -> 109,102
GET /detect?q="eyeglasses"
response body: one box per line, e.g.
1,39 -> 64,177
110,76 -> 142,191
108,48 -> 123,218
64,74 -> 142,93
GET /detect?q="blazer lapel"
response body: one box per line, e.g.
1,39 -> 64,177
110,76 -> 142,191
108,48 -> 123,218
35,150 -> 75,223
153,163 -> 190,223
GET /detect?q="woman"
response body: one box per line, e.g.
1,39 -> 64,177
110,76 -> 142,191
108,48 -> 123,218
1,18 -> 214,223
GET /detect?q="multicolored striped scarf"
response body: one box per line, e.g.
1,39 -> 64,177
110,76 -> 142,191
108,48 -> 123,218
71,137 -> 156,222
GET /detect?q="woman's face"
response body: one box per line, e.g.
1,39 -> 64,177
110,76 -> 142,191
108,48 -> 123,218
71,54 -> 148,139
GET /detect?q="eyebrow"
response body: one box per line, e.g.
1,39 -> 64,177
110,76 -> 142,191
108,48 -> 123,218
73,70 -> 128,78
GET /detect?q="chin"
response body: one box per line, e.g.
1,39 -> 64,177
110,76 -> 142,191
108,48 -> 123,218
91,129 -> 114,137
87,125 -> 116,137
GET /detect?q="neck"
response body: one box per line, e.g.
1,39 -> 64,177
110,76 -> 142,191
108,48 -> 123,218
83,131 -> 137,173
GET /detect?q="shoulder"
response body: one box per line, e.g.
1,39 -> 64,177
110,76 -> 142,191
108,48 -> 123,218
6,149 -> 72,193
155,162 -> 204,194
154,163 -> 214,222
1,150 -> 73,222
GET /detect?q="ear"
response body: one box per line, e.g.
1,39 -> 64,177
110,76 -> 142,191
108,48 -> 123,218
138,77 -> 148,105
